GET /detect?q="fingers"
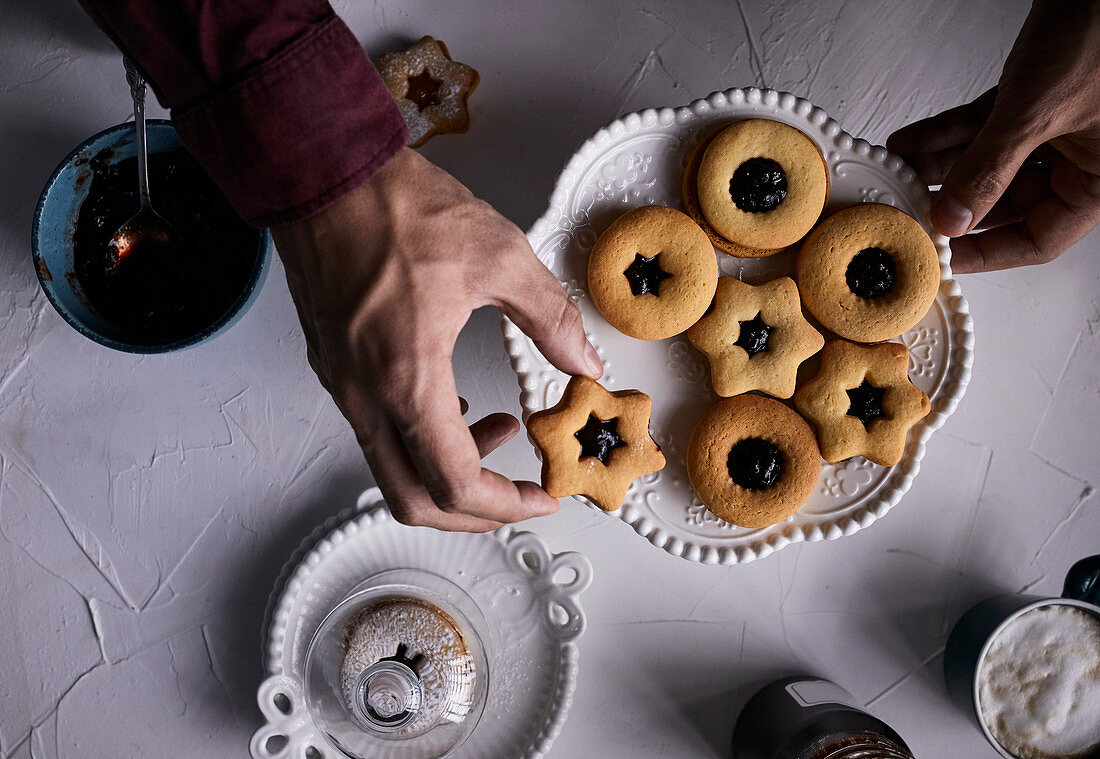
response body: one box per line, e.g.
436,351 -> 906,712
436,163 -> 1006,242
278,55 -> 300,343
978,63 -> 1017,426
888,87 -> 1039,237
904,143 -> 1046,190
360,415 -> 505,533
887,88 -> 997,156
468,413 -> 521,457
950,149 -> 1100,272
932,114 -> 1040,238
948,168 -> 1100,273
494,251 -> 603,380
949,212 -> 1054,274
343,368 -> 548,531
973,162 -> 1052,229
359,411 -> 537,532
388,355 -> 558,524
904,145 -> 967,187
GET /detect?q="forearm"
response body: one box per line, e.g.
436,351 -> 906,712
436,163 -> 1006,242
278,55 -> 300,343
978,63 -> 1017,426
77,0 -> 408,226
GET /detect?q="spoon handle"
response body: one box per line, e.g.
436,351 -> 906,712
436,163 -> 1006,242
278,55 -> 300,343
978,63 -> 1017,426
123,56 -> 151,211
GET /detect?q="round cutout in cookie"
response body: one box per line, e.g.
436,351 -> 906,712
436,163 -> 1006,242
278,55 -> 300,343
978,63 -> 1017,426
588,205 -> 719,340
795,203 -> 940,343
687,394 -> 822,529
693,119 -> 829,254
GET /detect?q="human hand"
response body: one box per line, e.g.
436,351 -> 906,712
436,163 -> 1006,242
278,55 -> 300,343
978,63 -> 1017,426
886,0 -> 1100,273
272,147 -> 602,531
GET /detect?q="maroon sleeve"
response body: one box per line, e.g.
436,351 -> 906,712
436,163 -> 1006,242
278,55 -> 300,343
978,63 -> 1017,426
77,1 -> 408,227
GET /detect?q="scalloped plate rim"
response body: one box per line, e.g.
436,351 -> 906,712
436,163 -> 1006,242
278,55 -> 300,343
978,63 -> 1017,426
502,86 -> 974,566
259,487 -> 584,759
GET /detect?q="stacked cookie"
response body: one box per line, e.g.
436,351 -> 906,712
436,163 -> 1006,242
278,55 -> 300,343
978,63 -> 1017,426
528,118 -> 938,527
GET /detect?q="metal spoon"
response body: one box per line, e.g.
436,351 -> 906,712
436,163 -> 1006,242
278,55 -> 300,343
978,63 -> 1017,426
106,57 -> 177,278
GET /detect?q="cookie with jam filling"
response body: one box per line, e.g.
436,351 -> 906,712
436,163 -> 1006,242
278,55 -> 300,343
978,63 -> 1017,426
795,203 -> 940,343
687,276 -> 824,398
687,394 -> 821,528
588,205 -> 719,340
526,375 -> 665,511
378,36 -> 479,148
793,339 -> 931,466
682,119 -> 829,256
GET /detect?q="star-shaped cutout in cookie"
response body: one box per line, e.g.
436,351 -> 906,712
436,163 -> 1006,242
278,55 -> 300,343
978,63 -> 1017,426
687,277 -> 824,398
793,339 -> 931,466
404,69 -> 442,110
378,36 -> 479,148
623,253 -> 672,296
526,375 -> 665,511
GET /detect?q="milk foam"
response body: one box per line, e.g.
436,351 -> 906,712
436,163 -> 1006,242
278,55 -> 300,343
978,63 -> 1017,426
978,605 -> 1100,759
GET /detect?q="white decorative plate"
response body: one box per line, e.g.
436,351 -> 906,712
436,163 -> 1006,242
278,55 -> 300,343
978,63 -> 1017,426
502,87 -> 974,565
251,488 -> 592,759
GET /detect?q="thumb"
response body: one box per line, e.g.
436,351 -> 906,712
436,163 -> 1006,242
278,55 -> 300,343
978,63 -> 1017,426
498,257 -> 603,380
933,111 -> 1038,238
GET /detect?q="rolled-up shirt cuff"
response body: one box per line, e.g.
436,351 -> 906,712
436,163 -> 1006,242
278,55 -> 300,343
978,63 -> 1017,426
171,15 -> 408,228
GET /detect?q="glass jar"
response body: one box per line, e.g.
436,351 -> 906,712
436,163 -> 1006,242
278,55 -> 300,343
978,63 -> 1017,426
303,568 -> 490,759
732,676 -> 914,759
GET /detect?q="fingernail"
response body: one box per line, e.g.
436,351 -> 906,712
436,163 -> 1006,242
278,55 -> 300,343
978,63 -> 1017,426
536,497 -> 560,516
933,195 -> 974,237
584,341 -> 603,379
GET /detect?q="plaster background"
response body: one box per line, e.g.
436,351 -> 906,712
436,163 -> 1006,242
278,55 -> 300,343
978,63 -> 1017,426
1,0 -> 1098,757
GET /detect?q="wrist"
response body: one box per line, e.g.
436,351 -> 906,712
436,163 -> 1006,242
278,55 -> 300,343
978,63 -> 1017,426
273,151 -> 416,278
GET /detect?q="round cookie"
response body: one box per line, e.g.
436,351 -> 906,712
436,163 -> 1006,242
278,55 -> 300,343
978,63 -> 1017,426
588,205 -> 719,340
687,394 -> 822,528
682,129 -> 752,257
693,119 -> 829,254
796,203 -> 940,343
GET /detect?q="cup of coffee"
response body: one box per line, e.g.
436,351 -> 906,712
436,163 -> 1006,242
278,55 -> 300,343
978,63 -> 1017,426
944,555 -> 1100,759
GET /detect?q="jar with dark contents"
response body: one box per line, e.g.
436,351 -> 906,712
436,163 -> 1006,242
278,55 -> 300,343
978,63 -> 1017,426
732,677 -> 915,759
72,145 -> 261,346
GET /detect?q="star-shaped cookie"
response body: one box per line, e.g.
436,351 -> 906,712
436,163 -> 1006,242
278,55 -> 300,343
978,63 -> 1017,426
378,36 -> 479,148
526,376 -> 665,511
687,276 -> 824,398
793,339 -> 931,466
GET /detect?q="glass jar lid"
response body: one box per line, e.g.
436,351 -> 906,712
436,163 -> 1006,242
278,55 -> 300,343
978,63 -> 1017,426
304,569 -> 489,759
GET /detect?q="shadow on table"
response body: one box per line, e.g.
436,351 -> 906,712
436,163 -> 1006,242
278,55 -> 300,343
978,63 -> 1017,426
868,557 -> 1006,662
420,93 -> 615,232
613,551 -> 1014,758
200,469 -> 378,734
629,655 -> 800,758
2,0 -> 118,55
0,118 -> 103,263
360,34 -> 613,233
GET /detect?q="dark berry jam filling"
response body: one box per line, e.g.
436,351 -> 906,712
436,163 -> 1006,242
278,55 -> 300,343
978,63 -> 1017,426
405,70 -> 442,110
624,252 -> 672,296
846,379 -> 886,427
734,312 -> 774,357
574,414 -> 626,465
845,247 -> 897,299
730,157 -> 788,213
73,147 -> 260,344
727,437 -> 784,490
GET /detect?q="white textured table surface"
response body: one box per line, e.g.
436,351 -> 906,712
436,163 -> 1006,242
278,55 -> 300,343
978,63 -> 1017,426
1,1 -> 1098,757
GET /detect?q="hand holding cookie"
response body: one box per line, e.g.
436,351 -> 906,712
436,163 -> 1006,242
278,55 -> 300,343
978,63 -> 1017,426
527,376 -> 665,512
887,0 -> 1100,273
272,146 -> 603,532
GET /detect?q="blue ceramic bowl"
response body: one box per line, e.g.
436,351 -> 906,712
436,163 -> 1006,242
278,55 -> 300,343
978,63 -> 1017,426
32,120 -> 269,353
